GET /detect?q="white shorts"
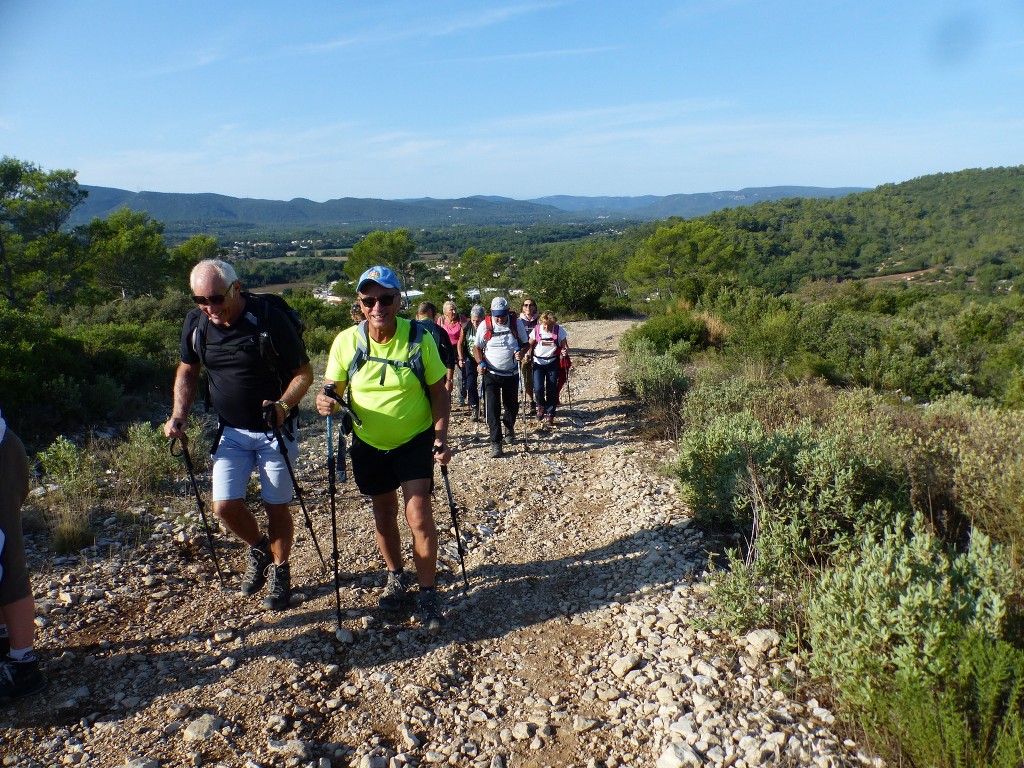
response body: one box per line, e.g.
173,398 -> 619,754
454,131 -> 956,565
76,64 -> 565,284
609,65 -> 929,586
211,426 -> 297,505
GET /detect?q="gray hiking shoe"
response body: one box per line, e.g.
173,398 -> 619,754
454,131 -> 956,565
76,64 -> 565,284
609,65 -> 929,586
263,562 -> 292,610
489,443 -> 503,458
505,429 -> 516,444
417,588 -> 443,633
240,540 -> 273,596
378,570 -> 413,611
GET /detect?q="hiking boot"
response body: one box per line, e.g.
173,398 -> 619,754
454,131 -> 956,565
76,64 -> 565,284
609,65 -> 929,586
505,429 -> 516,444
0,654 -> 46,702
470,408 -> 479,423
378,570 -> 412,611
547,414 -> 554,427
537,407 -> 544,420
240,539 -> 273,596
489,443 -> 503,458
417,589 -> 443,633
263,562 -> 292,610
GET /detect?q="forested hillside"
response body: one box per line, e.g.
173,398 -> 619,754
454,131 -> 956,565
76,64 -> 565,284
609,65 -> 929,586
66,184 -> 865,236
2,157 -> 1023,446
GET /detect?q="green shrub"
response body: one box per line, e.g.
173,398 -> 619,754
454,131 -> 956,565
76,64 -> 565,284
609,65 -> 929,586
928,395 -> 1024,567
620,311 -> 707,355
303,324 -> 340,356
36,436 -> 99,553
107,422 -> 181,508
864,630 -> 1024,768
807,515 -> 1016,710
617,336 -> 689,437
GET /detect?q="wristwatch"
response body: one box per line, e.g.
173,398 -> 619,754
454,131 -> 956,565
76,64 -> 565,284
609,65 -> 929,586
275,400 -> 291,415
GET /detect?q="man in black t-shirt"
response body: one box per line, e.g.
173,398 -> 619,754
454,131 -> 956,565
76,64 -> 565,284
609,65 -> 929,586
164,259 -> 313,610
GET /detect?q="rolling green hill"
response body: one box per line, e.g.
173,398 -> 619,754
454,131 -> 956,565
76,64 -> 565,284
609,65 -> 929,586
68,185 -> 864,235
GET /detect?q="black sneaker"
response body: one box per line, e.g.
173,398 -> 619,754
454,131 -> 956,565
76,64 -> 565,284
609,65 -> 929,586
263,562 -> 292,610
0,654 -> 46,702
378,570 -> 412,611
417,589 -> 443,633
240,539 -> 273,596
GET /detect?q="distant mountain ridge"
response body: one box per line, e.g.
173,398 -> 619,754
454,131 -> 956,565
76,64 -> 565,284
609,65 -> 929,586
69,184 -> 867,233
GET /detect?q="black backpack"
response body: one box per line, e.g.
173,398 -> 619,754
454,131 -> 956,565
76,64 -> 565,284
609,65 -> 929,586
191,291 -> 306,410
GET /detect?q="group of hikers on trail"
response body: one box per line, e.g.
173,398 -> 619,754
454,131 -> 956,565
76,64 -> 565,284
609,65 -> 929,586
0,258 -> 572,703
162,260 -> 571,633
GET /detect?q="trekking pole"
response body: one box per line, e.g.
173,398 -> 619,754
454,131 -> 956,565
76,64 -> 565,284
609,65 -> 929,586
436,459 -> 470,592
476,371 -> 486,442
323,385 -> 344,628
518,363 -> 529,448
169,437 -> 227,587
563,364 -> 581,427
263,405 -> 328,572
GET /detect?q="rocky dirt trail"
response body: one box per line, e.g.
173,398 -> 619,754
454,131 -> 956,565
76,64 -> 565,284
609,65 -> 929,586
1,319 -> 875,768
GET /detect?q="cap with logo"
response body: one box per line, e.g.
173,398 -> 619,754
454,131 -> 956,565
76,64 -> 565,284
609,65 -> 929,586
357,265 -> 401,292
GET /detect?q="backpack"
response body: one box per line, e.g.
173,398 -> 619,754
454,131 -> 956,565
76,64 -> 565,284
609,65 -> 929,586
420,318 -> 456,369
482,315 -> 522,350
345,318 -> 429,397
533,323 -> 560,343
191,292 -> 306,411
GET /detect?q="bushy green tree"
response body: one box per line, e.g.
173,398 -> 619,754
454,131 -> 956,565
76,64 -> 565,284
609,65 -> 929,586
0,157 -> 88,307
345,229 -> 416,290
85,208 -> 170,299
522,258 -> 608,316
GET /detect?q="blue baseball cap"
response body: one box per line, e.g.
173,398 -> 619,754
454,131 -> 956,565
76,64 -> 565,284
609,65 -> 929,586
357,265 -> 401,292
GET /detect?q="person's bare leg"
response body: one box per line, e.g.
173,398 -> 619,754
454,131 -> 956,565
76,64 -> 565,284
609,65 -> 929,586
264,503 -> 293,564
214,498 -> 262,546
0,596 -> 35,651
401,479 -> 437,588
371,490 -> 403,571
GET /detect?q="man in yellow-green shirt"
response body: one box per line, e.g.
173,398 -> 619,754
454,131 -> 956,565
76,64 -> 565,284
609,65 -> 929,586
316,266 -> 451,632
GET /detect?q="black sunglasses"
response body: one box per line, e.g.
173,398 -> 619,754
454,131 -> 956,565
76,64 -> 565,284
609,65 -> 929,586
523,302 -> 535,307
359,294 -> 399,308
191,285 -> 235,305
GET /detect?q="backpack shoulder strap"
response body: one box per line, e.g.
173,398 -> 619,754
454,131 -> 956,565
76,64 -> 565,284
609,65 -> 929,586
347,321 -> 370,382
346,319 -> 428,394
407,319 -> 428,394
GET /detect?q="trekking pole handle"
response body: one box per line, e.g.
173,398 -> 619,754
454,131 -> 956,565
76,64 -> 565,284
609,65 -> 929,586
322,383 -> 362,427
263,403 -> 278,429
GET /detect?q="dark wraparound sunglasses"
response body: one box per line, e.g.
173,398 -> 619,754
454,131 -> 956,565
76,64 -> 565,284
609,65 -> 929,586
359,294 -> 399,308
192,285 -> 235,305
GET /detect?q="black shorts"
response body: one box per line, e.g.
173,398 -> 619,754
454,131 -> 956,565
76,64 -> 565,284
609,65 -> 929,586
350,428 -> 435,497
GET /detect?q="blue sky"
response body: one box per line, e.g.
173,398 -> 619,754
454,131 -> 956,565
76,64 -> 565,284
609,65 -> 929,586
2,1 -> 1022,201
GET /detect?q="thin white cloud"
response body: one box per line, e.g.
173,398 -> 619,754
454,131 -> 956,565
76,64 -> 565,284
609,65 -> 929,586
292,1 -> 565,56
446,45 -> 619,63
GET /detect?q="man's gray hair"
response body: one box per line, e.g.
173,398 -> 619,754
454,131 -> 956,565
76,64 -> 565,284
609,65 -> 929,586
191,259 -> 238,288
